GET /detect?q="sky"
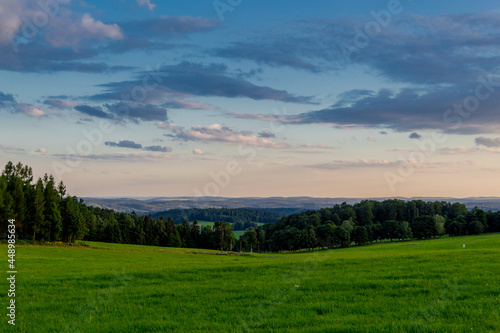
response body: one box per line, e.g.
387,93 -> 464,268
1,0 -> 500,198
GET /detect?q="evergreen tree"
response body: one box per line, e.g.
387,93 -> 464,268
61,197 -> 84,243
31,179 -> 45,241
43,174 -> 62,241
0,177 -> 14,232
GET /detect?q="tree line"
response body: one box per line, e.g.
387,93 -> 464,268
237,200 -> 500,252
0,162 -> 235,250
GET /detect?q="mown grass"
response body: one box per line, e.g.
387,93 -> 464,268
0,234 -> 498,332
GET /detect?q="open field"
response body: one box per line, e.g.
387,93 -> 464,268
1,234 -> 499,332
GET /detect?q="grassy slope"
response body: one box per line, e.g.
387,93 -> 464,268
1,234 -> 498,332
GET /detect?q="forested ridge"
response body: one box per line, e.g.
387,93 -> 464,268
245,199 -> 500,252
1,161 -> 499,252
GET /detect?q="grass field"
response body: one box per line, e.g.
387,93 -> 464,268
1,234 -> 499,332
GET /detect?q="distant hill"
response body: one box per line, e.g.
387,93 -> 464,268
150,208 -> 284,224
83,196 -> 500,214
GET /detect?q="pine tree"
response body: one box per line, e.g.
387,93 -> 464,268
32,179 -> 45,241
43,174 -> 62,241
0,177 -> 14,233
61,197 -> 84,243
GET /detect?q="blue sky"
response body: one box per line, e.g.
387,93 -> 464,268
1,0 -> 500,198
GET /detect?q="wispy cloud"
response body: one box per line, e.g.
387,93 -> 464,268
105,140 -> 143,149
306,159 -> 480,170
294,85 -> 500,134
136,0 -> 156,12
105,102 -> 168,122
0,144 -> 25,152
43,99 -> 78,110
163,123 -> 291,149
53,152 -> 174,162
105,139 -> 172,152
475,136 -> 500,147
92,62 -> 315,104
0,91 -> 45,117
297,144 -> 337,150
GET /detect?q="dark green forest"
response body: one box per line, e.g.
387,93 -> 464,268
151,208 -> 283,230
1,162 -> 499,252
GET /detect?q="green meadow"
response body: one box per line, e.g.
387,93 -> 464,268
1,234 -> 499,332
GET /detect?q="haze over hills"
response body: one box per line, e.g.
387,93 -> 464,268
82,196 -> 500,215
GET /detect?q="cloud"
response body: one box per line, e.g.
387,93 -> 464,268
105,139 -> 172,153
156,122 -> 183,131
17,103 -> 44,117
74,102 -> 168,122
224,111 -> 292,123
409,132 -> 422,139
43,99 -> 78,110
105,140 -> 143,149
213,12 -> 500,135
475,136 -> 500,148
161,99 -> 218,110
53,153 -> 173,162
1,1 -> 215,73
193,148 -> 203,155
165,123 -> 290,149
35,147 -> 47,153
136,0 -> 156,11
437,146 -> 480,155
74,105 -> 113,119
43,13 -> 123,48
306,159 -> 480,170
0,0 -> 23,46
92,62 -> 314,104
258,129 -> 275,138
298,144 -> 337,150
308,159 -> 398,170
294,84 -> 500,134
215,13 -> 500,84
81,14 -> 123,40
143,145 -> 172,152
122,16 -> 217,38
0,144 -> 25,152
213,40 -> 320,72
367,136 -> 376,142
0,91 -> 45,117
379,131 -> 388,135
0,91 -> 15,108
105,102 -> 168,122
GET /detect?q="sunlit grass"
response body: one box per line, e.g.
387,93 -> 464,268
1,234 -> 498,332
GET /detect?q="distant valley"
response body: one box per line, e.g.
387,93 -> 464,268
83,196 -> 500,215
